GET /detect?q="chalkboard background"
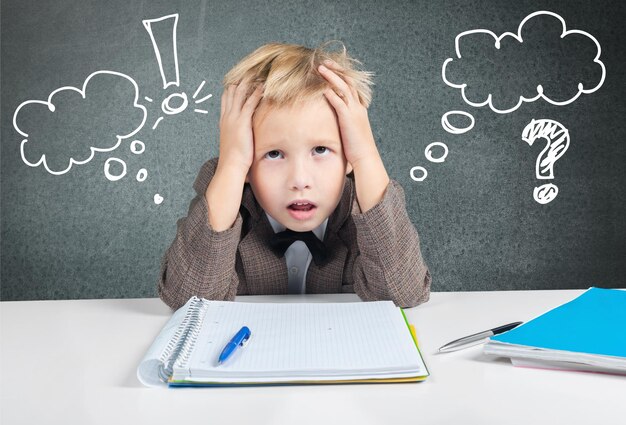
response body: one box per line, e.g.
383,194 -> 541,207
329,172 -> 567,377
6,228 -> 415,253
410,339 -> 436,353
2,0 -> 624,301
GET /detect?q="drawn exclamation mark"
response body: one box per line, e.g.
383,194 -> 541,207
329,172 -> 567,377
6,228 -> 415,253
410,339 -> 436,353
142,13 -> 212,205
144,14 -> 180,89
143,13 -> 188,128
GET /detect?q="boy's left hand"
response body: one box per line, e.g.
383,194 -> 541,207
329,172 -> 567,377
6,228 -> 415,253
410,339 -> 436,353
319,60 -> 390,212
318,61 -> 379,168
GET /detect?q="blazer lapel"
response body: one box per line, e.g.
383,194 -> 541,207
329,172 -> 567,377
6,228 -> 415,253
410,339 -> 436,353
238,184 -> 289,294
306,173 -> 354,293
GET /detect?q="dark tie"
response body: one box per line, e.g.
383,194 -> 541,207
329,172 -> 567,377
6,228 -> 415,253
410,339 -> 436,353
268,229 -> 330,266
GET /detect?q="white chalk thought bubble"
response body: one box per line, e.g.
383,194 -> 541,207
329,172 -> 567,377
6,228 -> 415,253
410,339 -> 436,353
130,140 -> 146,154
136,168 -> 148,182
410,166 -> 428,182
13,71 -> 147,175
441,110 -> 475,134
425,142 -> 449,163
104,157 -> 127,181
442,11 -> 606,114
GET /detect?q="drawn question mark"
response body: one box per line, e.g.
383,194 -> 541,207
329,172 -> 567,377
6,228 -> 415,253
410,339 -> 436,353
521,119 -> 570,204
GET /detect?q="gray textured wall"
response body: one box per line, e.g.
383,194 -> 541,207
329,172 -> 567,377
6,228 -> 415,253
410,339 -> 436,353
2,0 -> 624,300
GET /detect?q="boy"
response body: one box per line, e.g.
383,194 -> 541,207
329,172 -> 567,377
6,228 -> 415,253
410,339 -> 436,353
158,42 -> 431,310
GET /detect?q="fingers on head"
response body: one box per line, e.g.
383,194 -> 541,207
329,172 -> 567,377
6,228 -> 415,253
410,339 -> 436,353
323,60 -> 359,94
319,65 -> 353,100
235,81 -> 249,97
221,91 -> 227,115
324,88 -> 348,111
322,59 -> 344,71
221,84 -> 238,114
242,84 -> 264,113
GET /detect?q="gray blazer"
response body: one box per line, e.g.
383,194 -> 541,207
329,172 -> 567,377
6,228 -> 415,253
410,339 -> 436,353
158,158 -> 431,310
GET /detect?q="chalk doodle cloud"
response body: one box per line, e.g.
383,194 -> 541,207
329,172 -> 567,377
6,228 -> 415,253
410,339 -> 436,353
13,71 -> 147,175
442,11 -> 606,114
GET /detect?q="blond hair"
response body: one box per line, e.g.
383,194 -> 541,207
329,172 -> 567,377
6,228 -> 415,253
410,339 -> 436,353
223,41 -> 374,110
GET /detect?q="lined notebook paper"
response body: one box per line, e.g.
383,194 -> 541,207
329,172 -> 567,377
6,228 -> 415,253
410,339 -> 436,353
138,297 -> 428,387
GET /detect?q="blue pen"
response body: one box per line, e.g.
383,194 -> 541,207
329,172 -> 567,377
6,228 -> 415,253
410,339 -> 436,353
217,326 -> 251,365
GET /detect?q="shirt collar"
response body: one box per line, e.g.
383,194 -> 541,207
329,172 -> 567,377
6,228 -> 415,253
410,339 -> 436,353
265,213 -> 328,242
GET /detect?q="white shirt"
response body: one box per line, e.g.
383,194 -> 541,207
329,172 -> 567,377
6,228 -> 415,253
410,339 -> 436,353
265,213 -> 328,294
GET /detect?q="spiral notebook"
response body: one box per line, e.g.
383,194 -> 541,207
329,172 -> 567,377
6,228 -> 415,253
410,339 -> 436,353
137,297 -> 428,387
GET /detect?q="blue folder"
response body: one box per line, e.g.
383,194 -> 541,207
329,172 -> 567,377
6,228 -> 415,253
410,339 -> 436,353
491,287 -> 626,358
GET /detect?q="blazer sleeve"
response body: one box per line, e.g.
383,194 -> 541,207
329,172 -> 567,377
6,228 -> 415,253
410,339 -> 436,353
349,179 -> 431,308
157,158 -> 243,310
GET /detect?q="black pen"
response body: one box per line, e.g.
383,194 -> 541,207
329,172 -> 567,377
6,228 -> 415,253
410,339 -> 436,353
438,322 -> 523,353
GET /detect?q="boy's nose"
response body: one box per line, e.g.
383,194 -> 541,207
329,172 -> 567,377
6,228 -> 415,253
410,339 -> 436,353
288,161 -> 312,191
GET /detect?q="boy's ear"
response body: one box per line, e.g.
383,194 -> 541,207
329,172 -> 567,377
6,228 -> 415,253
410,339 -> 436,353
245,172 -> 250,183
346,163 -> 353,175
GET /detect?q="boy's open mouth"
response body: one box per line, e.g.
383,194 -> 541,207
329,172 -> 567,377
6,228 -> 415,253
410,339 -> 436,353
288,202 -> 316,211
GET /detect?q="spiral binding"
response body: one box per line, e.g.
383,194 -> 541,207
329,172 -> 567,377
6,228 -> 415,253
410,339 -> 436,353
158,296 -> 210,382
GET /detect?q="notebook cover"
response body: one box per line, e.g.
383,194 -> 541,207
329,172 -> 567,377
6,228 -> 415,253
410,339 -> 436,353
490,287 -> 626,358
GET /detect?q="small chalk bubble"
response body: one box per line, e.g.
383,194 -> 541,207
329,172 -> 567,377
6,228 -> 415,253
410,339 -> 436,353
104,158 -> 127,181
136,168 -> 148,182
441,110 -> 475,135
425,142 -> 449,163
154,193 -> 164,205
410,166 -> 428,182
130,140 -> 145,154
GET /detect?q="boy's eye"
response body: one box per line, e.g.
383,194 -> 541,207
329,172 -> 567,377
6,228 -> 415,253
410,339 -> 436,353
264,150 -> 283,160
313,146 -> 329,155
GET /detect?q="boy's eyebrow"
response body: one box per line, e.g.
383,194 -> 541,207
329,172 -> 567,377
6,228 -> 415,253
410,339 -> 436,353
259,138 -> 341,148
307,138 -> 341,146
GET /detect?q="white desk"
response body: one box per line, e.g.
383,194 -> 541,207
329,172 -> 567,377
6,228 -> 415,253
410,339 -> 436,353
1,290 -> 624,424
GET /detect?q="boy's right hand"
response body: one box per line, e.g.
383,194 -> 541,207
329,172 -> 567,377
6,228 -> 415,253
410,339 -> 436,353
205,81 -> 263,232
218,81 -> 264,174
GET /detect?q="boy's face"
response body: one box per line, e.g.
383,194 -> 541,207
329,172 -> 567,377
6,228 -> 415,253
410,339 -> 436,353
248,97 -> 352,232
